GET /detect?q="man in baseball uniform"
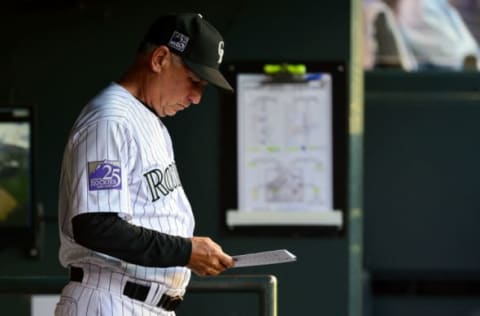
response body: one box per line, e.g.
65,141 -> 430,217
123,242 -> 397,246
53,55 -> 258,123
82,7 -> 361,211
56,13 -> 234,316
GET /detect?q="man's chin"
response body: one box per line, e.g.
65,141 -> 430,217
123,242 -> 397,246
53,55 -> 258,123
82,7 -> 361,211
165,109 -> 180,117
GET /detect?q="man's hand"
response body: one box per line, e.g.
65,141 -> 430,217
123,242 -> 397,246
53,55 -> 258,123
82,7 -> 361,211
187,236 -> 234,276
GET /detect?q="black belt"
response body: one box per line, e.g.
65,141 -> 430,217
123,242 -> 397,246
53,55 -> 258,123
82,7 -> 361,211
70,266 -> 183,311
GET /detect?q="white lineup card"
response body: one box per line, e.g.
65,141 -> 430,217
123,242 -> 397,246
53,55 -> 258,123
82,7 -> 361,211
232,249 -> 297,268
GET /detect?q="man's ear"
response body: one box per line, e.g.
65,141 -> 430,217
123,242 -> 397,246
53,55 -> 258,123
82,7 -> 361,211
150,45 -> 170,73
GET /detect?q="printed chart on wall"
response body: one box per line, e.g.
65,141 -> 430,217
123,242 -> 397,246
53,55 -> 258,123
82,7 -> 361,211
226,70 -> 343,229
238,73 -> 332,211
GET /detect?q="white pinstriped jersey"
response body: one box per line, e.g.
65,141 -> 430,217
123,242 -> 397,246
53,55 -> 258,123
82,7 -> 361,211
58,82 -> 195,297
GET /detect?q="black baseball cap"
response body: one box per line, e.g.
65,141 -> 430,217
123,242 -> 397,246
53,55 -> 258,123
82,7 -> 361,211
142,13 -> 233,92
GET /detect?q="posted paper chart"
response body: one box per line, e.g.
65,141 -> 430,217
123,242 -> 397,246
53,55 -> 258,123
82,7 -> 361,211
237,73 -> 333,213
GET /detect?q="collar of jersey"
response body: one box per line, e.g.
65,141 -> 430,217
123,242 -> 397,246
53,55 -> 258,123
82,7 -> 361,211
135,97 -> 159,117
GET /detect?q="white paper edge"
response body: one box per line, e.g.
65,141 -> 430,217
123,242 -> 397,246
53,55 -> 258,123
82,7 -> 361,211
226,209 -> 342,227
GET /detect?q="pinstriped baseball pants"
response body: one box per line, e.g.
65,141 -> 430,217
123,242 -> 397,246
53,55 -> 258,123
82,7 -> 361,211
55,282 -> 174,315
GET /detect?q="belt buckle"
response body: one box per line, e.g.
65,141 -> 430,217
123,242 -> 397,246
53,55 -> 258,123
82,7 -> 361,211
158,294 -> 183,311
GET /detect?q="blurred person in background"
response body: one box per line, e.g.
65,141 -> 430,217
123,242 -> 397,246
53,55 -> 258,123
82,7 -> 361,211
393,0 -> 480,70
363,0 -> 418,70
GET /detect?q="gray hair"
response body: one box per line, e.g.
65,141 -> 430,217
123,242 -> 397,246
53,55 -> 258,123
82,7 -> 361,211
137,42 -> 183,66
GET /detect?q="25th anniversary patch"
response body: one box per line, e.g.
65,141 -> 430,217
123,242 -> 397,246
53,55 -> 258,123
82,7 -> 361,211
88,160 -> 122,191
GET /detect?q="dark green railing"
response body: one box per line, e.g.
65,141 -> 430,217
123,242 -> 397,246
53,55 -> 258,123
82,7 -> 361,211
0,274 -> 277,316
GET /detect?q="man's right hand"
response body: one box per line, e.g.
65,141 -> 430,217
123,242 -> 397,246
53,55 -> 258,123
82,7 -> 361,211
187,236 -> 234,276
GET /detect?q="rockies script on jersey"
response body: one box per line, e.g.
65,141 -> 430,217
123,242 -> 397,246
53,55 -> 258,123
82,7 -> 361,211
58,82 -> 195,296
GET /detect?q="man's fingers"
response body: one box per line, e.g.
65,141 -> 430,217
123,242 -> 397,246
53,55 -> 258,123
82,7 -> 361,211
219,255 -> 234,269
207,267 -> 220,276
188,236 -> 235,276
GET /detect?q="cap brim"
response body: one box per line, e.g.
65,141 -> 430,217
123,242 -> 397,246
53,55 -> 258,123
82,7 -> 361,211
184,60 -> 234,93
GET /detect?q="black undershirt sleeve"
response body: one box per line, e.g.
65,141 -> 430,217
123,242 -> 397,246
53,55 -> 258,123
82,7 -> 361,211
72,212 -> 192,267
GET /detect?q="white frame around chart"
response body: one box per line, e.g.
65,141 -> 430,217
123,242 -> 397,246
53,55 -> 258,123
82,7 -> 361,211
227,73 -> 343,228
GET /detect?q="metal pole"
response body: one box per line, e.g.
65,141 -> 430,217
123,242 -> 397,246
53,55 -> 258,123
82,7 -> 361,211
349,0 -> 365,315
188,275 -> 277,316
